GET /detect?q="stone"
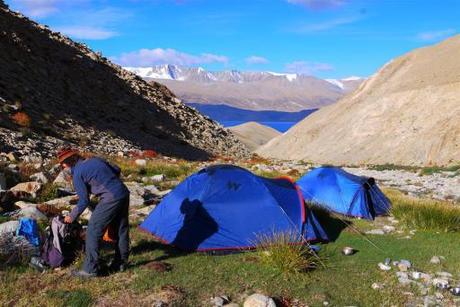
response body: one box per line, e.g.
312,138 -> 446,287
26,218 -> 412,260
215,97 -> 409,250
430,256 -> 441,264
30,172 -> 48,184
371,282 -> 383,290
366,229 -> 385,235
243,294 -> 276,307
210,296 -> 229,307
432,278 -> 449,288
80,208 -> 92,220
132,204 -> 156,217
151,174 -> 166,183
382,225 -> 396,233
144,185 -> 160,195
14,201 -> 37,209
397,259 -> 411,271
378,263 -> 391,271
7,152 -> 18,162
0,220 -> 20,235
411,271 -> 422,280
44,195 -> 78,209
10,181 -> 42,198
18,206 -> 47,220
223,304 -> 239,307
436,271 -> 452,279
53,170 -> 73,189
135,159 -> 147,167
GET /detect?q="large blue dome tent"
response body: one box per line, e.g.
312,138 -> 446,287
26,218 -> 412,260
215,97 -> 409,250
140,165 -> 328,251
296,167 -> 391,220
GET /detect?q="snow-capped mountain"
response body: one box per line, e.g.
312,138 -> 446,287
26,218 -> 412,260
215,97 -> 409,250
123,65 -> 365,111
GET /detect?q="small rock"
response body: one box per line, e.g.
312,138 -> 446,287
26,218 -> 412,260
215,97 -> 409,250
436,271 -> 453,279
411,271 -> 422,280
210,296 -> 230,307
135,159 -> 147,167
430,256 -> 441,264
383,225 -> 396,233
44,195 -> 78,209
366,229 -> 385,235
151,174 -> 166,183
223,304 -> 239,307
30,172 -> 48,184
10,181 -> 42,198
53,170 -> 73,189
398,259 -> 411,271
371,282 -> 383,290
243,294 -> 276,307
432,278 -> 449,288
378,263 -> 391,271
7,152 -> 18,162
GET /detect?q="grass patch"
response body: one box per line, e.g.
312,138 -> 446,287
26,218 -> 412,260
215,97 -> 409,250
419,164 -> 460,176
36,183 -> 60,203
388,189 -> 460,232
114,158 -> 198,181
368,164 -> 419,172
46,289 -> 93,307
256,231 -> 319,274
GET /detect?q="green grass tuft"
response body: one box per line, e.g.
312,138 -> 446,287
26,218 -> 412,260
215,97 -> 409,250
388,189 -> 460,232
256,231 -> 319,274
47,289 -> 93,307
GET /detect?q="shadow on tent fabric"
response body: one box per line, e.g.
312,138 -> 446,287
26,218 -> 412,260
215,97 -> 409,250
171,198 -> 219,251
309,205 -> 351,242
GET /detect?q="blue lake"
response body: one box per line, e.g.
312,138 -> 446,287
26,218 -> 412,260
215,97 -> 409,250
221,121 -> 296,133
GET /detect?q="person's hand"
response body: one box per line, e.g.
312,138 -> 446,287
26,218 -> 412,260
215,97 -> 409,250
64,216 -> 73,224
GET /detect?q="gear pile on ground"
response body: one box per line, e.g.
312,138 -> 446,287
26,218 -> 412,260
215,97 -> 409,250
0,1 -> 249,161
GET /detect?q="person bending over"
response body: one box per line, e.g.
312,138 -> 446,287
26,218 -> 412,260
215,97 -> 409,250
57,147 -> 130,278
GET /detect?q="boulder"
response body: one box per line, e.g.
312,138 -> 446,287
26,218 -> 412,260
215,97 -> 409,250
243,294 -> 276,307
43,195 -> 78,209
18,206 -> 47,220
53,170 -> 73,190
10,182 -> 42,198
378,263 -> 391,271
14,201 -> 37,209
30,172 -> 49,184
0,220 -> 20,235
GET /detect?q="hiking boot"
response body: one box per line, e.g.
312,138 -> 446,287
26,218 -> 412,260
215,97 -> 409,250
108,259 -> 128,272
29,256 -> 47,273
70,269 -> 97,279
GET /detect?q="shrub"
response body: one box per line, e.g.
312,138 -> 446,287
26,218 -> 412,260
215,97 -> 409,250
256,231 -> 320,274
11,112 -> 31,127
388,189 -> 460,232
37,184 -> 60,203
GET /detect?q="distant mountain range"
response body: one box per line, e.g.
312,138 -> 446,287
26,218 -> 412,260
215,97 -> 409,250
258,35 -> 460,166
124,65 -> 364,112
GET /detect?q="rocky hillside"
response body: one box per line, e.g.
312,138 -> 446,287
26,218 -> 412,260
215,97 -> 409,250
257,35 -> 460,166
0,1 -> 249,161
125,65 -> 364,112
228,122 -> 281,152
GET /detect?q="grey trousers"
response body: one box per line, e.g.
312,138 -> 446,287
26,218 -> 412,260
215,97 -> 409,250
83,195 -> 130,274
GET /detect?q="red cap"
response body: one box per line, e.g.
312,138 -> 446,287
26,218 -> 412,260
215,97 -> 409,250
57,147 -> 79,164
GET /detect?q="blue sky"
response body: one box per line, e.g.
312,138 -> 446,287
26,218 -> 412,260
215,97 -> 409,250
5,0 -> 460,78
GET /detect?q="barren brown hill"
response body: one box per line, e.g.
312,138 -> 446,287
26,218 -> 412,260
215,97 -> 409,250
0,1 -> 248,160
257,35 -> 460,166
228,122 -> 281,152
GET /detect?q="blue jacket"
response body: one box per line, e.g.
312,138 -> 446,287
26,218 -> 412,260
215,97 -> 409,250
70,157 -> 129,221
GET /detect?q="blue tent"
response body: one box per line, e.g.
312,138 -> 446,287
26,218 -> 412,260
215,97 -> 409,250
297,167 -> 391,220
140,165 -> 328,251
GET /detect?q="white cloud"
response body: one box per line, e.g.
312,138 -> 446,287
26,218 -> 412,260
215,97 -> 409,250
114,48 -> 229,67
9,0 -> 61,18
293,16 -> 359,33
416,29 -> 456,42
245,56 -> 269,65
285,61 -> 334,75
287,0 -> 347,10
56,26 -> 118,40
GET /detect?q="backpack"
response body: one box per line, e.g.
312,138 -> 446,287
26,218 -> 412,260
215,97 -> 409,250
41,216 -> 83,268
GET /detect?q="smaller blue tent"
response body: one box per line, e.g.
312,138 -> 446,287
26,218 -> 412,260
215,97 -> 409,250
140,165 -> 328,251
297,167 -> 391,220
